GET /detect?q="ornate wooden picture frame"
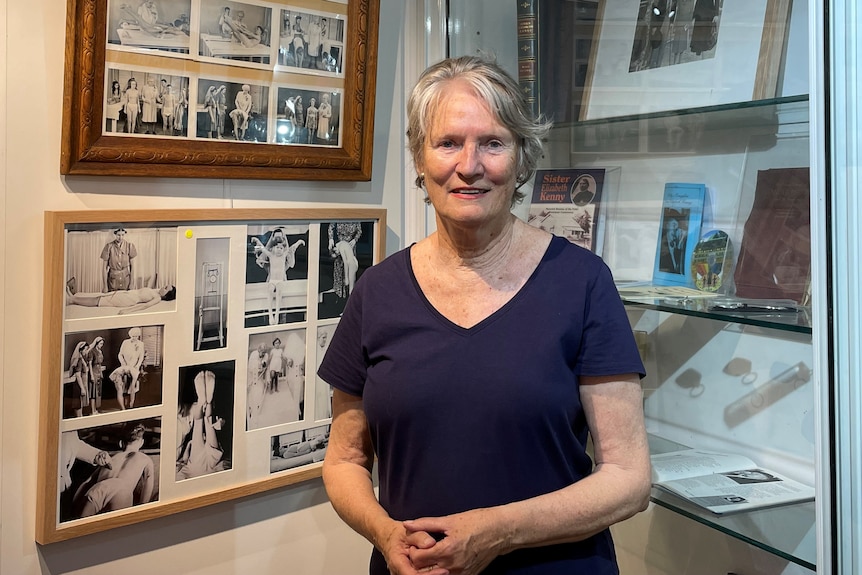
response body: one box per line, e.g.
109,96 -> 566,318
60,0 -> 380,180
37,208 -> 386,543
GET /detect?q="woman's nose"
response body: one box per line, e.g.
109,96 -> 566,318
456,144 -> 483,177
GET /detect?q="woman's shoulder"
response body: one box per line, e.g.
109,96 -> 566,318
360,244 -> 411,277
543,235 -> 610,275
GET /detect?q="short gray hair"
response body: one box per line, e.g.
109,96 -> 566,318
406,55 -> 551,205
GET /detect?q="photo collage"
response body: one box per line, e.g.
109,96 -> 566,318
103,0 -> 346,145
55,214 -> 380,525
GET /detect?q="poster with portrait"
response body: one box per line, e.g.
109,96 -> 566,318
527,168 -> 606,255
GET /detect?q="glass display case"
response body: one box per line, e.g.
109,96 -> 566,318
430,0 -> 835,572
570,95 -> 816,570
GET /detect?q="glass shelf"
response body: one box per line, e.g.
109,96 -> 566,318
568,95 -> 809,157
621,296 -> 812,334
648,436 -> 815,570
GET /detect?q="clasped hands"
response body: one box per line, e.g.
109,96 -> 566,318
382,508 -> 505,575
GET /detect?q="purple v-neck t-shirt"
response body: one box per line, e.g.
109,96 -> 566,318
319,236 -> 645,574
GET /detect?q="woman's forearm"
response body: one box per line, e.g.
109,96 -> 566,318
495,377 -> 651,553
323,459 -> 397,550
491,461 -> 650,554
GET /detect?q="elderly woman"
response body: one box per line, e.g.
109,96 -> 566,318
320,55 -> 650,575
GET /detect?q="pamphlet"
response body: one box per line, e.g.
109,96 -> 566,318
652,183 -> 706,287
651,449 -> 815,515
528,168 -> 605,255
616,282 -> 719,300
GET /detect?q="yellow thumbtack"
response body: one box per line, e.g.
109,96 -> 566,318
185,229 -> 193,239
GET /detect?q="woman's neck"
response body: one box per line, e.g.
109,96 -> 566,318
430,214 -> 521,272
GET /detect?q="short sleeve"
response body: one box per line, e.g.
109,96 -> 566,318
576,262 -> 645,378
317,279 -> 368,397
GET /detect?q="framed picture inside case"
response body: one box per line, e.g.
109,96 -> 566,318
581,0 -> 792,120
37,208 -> 386,544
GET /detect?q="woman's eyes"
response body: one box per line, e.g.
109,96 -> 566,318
435,139 -> 508,150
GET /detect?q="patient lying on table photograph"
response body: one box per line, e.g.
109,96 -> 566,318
66,282 -> 176,315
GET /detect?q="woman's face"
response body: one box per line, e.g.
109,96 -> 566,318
420,80 -> 517,228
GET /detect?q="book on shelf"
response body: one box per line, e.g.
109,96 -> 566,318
515,0 -> 601,123
527,168 -> 605,254
516,0 -> 539,118
651,449 -> 815,515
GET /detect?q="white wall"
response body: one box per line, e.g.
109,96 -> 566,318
0,0 -> 411,573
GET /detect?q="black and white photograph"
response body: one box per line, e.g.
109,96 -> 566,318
629,0 -> 723,72
59,417 -> 162,523
245,224 -> 309,327
657,207 -> 691,276
722,469 -> 782,484
277,8 -> 346,76
198,0 -> 273,65
246,328 -> 307,430
64,224 -> 178,320
270,425 -> 329,473
197,78 -> 270,142
104,68 -> 191,137
314,323 -> 337,420
106,0 -> 192,55
318,221 -> 375,319
176,360 -> 235,481
63,325 -> 165,419
274,87 -> 342,146
194,238 -> 230,351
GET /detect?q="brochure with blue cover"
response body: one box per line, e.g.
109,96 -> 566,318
652,182 -> 706,286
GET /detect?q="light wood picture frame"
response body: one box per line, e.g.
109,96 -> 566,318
37,208 -> 386,543
61,0 -> 380,180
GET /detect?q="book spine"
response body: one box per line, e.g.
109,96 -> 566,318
516,0 -> 539,119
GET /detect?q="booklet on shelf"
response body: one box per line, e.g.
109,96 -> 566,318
651,449 -> 815,515
528,168 -> 606,255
